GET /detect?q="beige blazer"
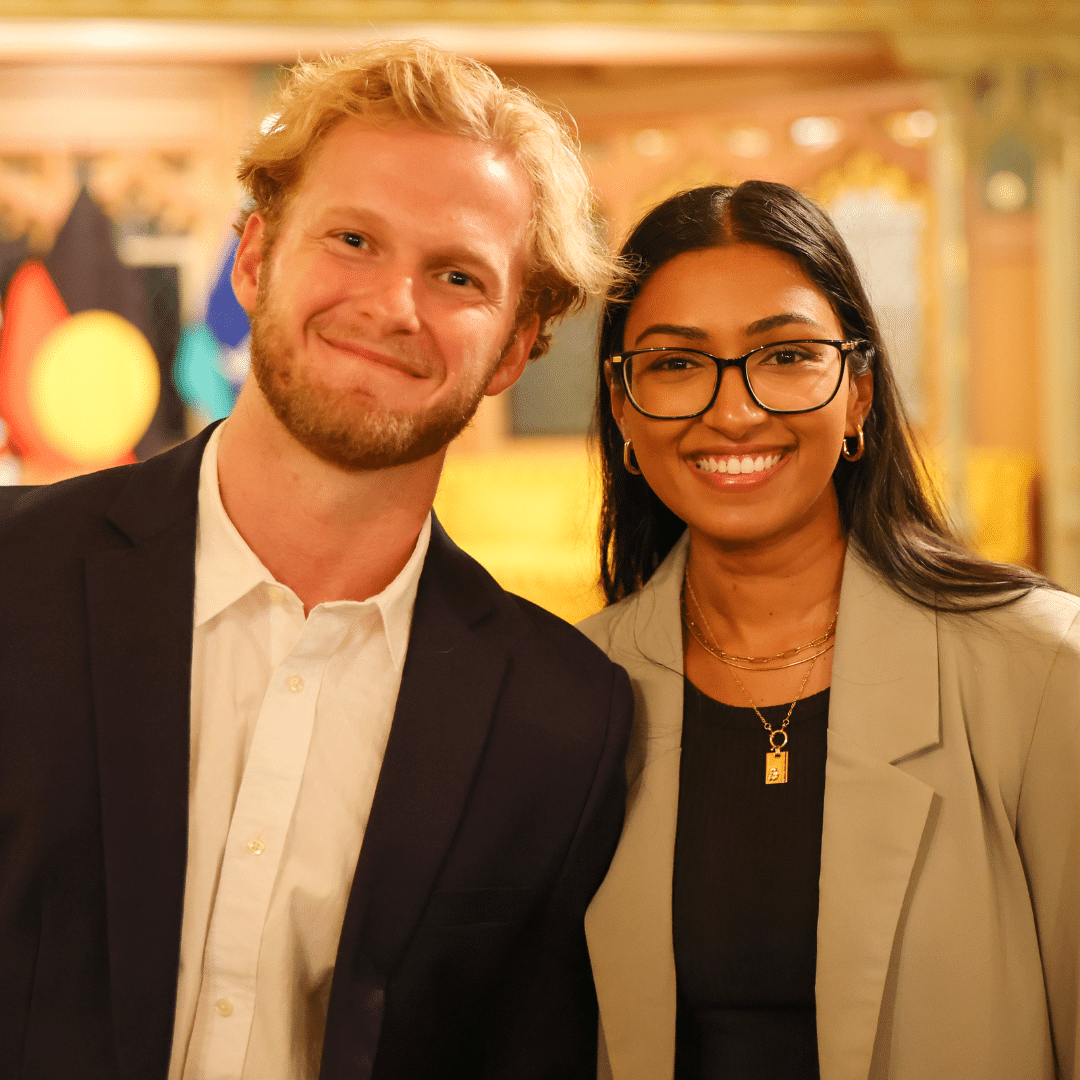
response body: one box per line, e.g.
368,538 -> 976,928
579,533 -> 1080,1080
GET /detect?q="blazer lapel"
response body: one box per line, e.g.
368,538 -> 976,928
817,549 -> 940,1080
585,535 -> 688,1080
588,540 -> 941,1080
321,520 -> 509,1080
84,429 -> 213,1080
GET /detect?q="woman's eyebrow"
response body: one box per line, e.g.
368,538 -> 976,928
633,323 -> 709,346
743,312 -> 823,335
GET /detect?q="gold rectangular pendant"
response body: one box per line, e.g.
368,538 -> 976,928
765,750 -> 788,785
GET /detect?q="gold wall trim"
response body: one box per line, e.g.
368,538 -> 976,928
0,2 -> 1077,35
0,20 -> 890,65
809,149 -> 922,209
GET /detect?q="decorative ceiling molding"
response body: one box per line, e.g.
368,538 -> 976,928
0,1 -> 1075,36
0,19 -> 888,64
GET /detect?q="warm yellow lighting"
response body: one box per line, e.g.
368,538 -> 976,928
434,445 -> 603,623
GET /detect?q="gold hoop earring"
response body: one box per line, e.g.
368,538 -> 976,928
841,424 -> 865,462
623,440 -> 642,475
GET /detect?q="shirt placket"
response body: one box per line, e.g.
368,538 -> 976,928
190,603 -> 357,1080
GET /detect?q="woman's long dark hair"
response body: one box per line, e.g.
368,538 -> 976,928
596,181 -> 1052,611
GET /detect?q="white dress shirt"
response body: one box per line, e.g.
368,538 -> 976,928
167,423 -> 431,1080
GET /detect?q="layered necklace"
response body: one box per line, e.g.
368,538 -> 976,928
682,574 -> 838,785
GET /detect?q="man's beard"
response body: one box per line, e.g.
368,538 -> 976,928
248,285 -> 502,472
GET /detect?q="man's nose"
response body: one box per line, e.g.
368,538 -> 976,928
356,267 -> 422,335
701,365 -> 769,434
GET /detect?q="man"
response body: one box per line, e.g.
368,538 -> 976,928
0,43 -> 632,1080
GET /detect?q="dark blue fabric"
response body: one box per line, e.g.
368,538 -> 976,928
205,233 -> 250,348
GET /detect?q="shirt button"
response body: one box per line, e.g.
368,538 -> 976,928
247,837 -> 266,856
267,585 -> 284,604
215,998 -> 233,1017
288,675 -> 304,693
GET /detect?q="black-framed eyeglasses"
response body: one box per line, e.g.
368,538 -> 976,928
609,339 -> 866,419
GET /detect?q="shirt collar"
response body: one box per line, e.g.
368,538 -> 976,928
193,421 -> 432,673
366,511 -> 430,672
194,422 -> 272,629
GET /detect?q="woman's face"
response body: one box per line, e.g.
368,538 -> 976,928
610,242 -> 873,551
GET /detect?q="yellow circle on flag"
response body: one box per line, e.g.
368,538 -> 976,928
28,309 -> 160,465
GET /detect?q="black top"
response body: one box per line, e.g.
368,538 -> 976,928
673,679 -> 830,1080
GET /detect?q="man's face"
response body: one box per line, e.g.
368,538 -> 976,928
232,119 -> 538,470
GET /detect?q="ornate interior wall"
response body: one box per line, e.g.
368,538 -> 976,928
0,62 -> 258,313
0,3 -> 1075,614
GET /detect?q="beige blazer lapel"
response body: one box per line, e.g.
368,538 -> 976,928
584,536 -> 688,1080
585,541 -> 942,1080
817,549 -> 939,1080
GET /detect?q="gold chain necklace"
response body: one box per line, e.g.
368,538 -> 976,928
683,577 -> 838,669
682,602 -> 836,671
683,574 -> 837,785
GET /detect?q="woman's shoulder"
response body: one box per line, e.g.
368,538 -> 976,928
939,584 -> 1080,665
577,533 -> 690,656
577,590 -> 646,652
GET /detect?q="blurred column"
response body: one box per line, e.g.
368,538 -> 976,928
928,76 -> 972,535
900,30 -> 1080,579
1036,76 -> 1080,589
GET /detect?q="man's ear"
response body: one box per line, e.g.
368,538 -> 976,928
485,313 -> 540,397
231,212 -> 267,315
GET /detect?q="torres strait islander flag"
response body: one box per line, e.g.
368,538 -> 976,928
174,232 -> 250,422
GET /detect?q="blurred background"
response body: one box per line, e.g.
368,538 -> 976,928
0,0 -> 1075,620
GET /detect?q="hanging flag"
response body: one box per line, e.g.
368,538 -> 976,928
44,188 -> 145,319
0,188 -> 167,476
136,265 -> 186,454
205,233 -> 249,350
205,232 -> 251,395
43,187 -> 180,458
0,234 -> 28,320
174,231 -> 251,421
175,323 -> 235,422
0,260 -> 70,465
29,309 -> 159,466
0,257 -> 160,472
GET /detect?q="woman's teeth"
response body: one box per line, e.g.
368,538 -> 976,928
695,453 -> 782,475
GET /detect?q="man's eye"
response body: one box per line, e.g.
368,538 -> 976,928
339,232 -> 365,248
442,270 -> 475,288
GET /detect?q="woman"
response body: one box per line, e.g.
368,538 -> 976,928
579,182 -> 1080,1080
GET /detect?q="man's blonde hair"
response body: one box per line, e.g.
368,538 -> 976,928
237,40 -> 617,359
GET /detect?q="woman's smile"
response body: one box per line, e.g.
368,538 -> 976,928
613,242 -> 871,549
690,449 -> 790,489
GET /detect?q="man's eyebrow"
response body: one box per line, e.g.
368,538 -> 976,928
743,312 -> 824,336
320,206 -> 380,228
633,323 -> 709,346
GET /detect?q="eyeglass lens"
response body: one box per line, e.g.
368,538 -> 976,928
624,343 -> 844,416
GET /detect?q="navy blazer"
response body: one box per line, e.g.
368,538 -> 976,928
0,427 -> 632,1080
